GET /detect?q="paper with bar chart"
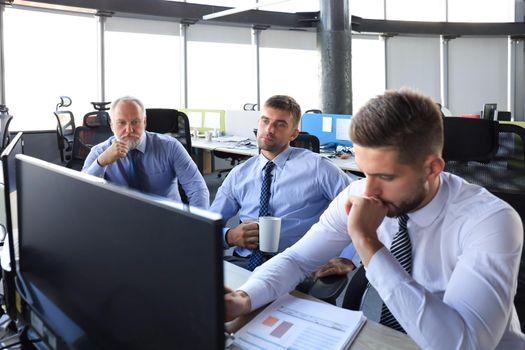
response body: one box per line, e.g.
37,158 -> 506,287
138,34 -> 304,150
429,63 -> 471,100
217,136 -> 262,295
226,293 -> 366,350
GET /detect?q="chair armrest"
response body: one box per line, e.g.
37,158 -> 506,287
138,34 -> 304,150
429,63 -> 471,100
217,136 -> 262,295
308,274 -> 349,305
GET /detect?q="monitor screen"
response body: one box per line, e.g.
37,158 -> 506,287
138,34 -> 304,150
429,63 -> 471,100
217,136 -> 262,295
15,155 -> 224,350
482,103 -> 497,121
1,131 -> 23,272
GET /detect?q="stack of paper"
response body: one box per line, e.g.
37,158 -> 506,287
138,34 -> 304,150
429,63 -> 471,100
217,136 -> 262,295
227,293 -> 366,350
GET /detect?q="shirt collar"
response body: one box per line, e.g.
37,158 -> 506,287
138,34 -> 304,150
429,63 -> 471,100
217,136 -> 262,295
134,132 -> 147,153
257,147 -> 293,171
407,174 -> 447,228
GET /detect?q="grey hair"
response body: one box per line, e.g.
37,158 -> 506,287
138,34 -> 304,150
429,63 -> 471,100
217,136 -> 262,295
110,96 -> 146,118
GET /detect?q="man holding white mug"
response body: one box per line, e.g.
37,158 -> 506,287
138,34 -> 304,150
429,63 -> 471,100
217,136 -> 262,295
210,95 -> 355,271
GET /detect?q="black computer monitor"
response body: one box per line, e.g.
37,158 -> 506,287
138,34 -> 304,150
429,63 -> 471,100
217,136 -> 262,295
15,155 -> 224,350
482,103 -> 497,121
1,131 -> 23,274
0,132 -> 23,320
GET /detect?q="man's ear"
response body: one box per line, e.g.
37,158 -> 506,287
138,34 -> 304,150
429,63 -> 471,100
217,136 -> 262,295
289,128 -> 300,142
425,154 -> 445,181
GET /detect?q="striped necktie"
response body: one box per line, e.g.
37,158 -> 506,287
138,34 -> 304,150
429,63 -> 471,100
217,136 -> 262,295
247,161 -> 275,271
379,214 -> 411,332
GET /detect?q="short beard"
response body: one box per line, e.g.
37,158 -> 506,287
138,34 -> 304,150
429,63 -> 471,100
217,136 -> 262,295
116,135 -> 141,150
385,178 -> 427,217
126,138 -> 140,150
257,136 -> 287,154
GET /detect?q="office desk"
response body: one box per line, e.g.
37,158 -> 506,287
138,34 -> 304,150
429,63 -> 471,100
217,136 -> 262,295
223,262 -> 420,350
192,138 -> 362,174
192,138 -> 258,157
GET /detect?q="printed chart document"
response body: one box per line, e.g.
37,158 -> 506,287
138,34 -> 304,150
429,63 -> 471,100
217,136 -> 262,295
227,293 -> 366,350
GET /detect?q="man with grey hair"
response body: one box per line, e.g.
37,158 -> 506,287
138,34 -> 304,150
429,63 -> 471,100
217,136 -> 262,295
82,96 -> 209,209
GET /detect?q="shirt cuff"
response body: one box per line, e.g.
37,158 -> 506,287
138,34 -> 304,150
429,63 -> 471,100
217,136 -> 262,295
84,157 -> 106,177
238,279 -> 269,311
366,246 -> 411,301
222,227 -> 231,250
339,244 -> 358,265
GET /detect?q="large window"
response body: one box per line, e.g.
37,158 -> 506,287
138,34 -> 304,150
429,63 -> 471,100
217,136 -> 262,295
4,8 -> 97,130
187,24 -> 254,110
352,35 -> 386,114
386,0 -> 445,21
448,37 -> 508,116
105,17 -> 180,109
386,36 -> 441,103
260,29 -> 319,111
448,0 -> 514,22
350,0 -> 385,19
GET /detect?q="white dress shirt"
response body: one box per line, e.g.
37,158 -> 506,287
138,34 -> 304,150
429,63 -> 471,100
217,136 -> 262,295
239,172 -> 525,349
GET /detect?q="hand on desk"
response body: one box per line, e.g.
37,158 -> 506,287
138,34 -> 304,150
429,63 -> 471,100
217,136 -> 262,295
226,221 -> 259,249
224,287 -> 251,322
313,257 -> 356,280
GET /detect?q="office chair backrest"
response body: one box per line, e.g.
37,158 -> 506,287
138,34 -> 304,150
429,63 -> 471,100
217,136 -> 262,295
145,108 -> 192,154
66,126 -> 113,171
497,111 -> 512,121
496,123 -> 525,167
290,132 -> 320,153
304,109 -> 322,114
54,110 -> 76,163
83,110 -> 110,128
0,115 -> 13,151
482,103 -> 497,121
442,117 -> 499,163
243,103 -> 258,111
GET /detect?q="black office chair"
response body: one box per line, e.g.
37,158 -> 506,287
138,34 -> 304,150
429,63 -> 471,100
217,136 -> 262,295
243,103 -> 258,111
496,111 -> 512,121
304,109 -> 322,114
442,117 -> 525,331
53,96 -> 76,163
83,102 -> 111,128
290,132 -> 320,153
145,108 -> 192,204
443,117 -> 525,192
442,117 -> 499,163
66,126 -> 113,171
0,106 -> 13,152
145,108 -> 192,154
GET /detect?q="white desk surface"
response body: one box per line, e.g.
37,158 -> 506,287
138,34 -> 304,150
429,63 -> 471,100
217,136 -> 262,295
192,138 -> 258,157
192,137 -> 361,173
223,261 -> 420,350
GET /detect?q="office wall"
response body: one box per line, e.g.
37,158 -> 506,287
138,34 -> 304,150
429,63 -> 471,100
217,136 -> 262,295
386,36 -> 441,103
448,37 -> 508,116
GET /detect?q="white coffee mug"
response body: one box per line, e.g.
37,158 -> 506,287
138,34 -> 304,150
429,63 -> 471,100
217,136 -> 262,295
258,216 -> 281,253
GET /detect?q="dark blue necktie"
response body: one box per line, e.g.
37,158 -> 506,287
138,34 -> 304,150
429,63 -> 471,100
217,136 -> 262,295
247,161 -> 275,271
127,149 -> 141,190
379,214 -> 411,332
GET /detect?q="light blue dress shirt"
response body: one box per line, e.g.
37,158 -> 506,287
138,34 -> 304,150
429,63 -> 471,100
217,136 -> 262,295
210,147 -> 352,257
82,131 -> 209,209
